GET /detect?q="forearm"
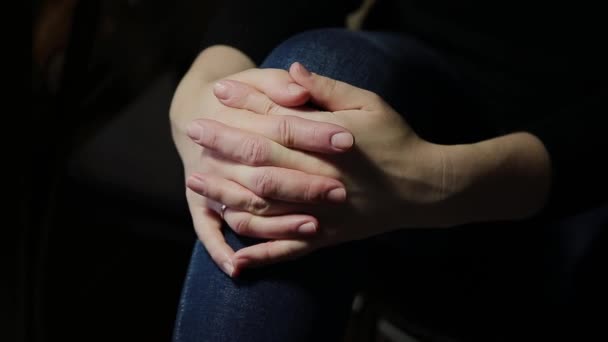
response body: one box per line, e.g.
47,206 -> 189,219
441,132 -> 552,225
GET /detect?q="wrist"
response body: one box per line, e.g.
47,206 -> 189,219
388,138 -> 453,227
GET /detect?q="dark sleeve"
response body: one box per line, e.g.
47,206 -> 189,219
199,0 -> 361,65
525,90 -> 608,219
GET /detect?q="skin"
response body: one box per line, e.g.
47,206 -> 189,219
171,46 -> 552,277
171,46 -> 356,276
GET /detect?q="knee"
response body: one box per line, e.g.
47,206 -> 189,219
261,28 -> 394,91
260,28 -> 382,80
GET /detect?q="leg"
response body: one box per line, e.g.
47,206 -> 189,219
262,28 -> 495,144
173,232 -> 365,342
173,29 -> 491,342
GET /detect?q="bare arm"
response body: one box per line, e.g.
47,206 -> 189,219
441,132 -> 551,225
189,64 -> 555,268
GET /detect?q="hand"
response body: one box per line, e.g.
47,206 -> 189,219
171,64 -> 357,277
187,62 -> 450,271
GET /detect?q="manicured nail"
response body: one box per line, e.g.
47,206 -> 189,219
327,188 -> 346,202
287,82 -> 306,95
296,62 -> 311,77
214,81 -> 231,100
221,261 -> 235,277
331,132 -> 354,150
186,122 -> 201,141
297,222 -> 317,234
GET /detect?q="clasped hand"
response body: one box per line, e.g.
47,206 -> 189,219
172,62 -> 448,277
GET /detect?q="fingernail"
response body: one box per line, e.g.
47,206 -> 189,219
296,62 -> 311,77
327,188 -> 346,202
287,82 -> 306,95
214,81 -> 231,100
221,261 -> 235,277
331,132 -> 354,150
186,123 -> 201,141
297,222 -> 317,234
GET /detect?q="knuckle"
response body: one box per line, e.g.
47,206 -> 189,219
232,214 -> 252,235
230,84 -> 250,107
301,181 -> 315,202
200,148 -> 213,158
309,124 -> 322,145
263,99 -> 280,115
304,179 -> 326,202
324,78 -> 338,97
277,117 -> 295,147
253,169 -> 276,196
246,196 -> 270,215
200,127 -> 219,149
193,183 -> 209,197
264,241 -> 276,260
239,137 -> 269,165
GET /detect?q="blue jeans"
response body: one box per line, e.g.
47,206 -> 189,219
172,29 -> 606,341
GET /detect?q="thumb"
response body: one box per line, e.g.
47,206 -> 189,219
288,62 -> 377,112
222,68 -> 311,107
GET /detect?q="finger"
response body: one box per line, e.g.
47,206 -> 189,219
223,68 -> 310,107
232,239 -> 314,270
187,173 -> 305,216
213,90 -> 340,127
187,119 -> 346,175
213,80 -> 354,152
223,209 -> 319,239
186,189 -> 236,277
289,62 -> 379,111
214,159 -> 347,204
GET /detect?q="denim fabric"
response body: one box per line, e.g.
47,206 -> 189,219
261,29 -> 493,144
172,29 -> 607,341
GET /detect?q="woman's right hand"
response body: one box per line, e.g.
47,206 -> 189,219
170,55 -> 355,277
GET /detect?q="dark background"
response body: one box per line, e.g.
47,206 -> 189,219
26,1 -> 607,342
29,1 -> 207,341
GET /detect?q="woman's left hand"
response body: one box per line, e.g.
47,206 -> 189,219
186,62 -> 452,271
